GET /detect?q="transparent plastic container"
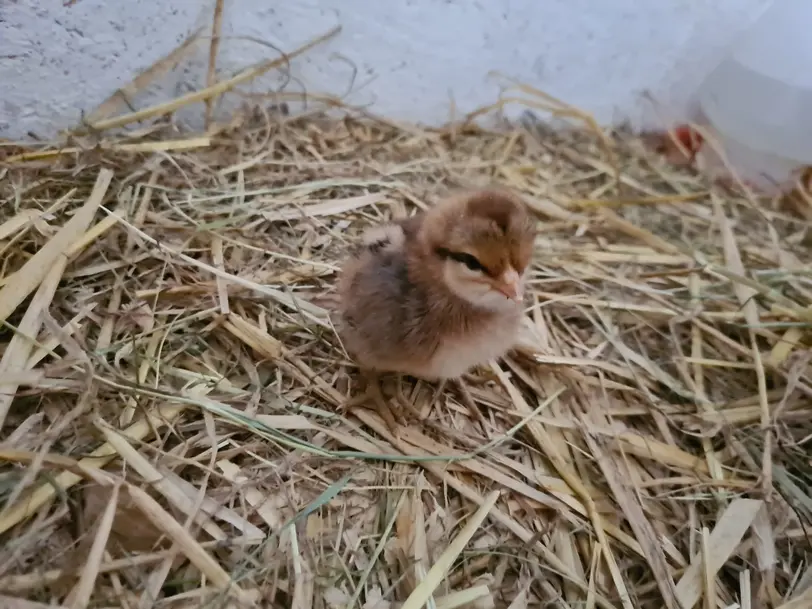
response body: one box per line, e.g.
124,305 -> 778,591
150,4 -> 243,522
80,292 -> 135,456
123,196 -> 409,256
696,0 -> 812,189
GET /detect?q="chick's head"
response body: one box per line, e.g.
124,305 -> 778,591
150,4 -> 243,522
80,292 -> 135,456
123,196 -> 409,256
421,188 -> 536,311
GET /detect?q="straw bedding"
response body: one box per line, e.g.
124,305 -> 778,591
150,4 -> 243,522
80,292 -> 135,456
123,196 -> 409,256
1,42 -> 812,609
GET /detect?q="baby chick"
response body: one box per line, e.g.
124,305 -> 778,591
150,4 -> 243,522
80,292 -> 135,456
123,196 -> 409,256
334,187 -> 536,430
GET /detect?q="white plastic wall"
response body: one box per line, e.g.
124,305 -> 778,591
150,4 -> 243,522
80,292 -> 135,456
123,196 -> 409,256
0,0 -> 770,140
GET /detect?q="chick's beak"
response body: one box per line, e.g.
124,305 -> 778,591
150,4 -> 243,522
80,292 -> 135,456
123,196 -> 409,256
495,268 -> 522,301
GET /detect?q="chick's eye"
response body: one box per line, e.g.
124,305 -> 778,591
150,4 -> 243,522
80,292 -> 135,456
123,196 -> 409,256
435,247 -> 487,273
451,252 -> 486,272
456,254 -> 484,272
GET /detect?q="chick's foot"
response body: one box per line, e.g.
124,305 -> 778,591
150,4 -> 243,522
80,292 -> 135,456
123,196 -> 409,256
342,371 -> 404,434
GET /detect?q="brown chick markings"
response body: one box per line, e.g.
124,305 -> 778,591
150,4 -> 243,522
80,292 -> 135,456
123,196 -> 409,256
335,188 -> 535,383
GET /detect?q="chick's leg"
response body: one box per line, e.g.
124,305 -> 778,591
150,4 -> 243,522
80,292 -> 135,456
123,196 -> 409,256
428,379 -> 448,406
343,370 -> 401,433
367,372 -> 403,432
453,378 -> 488,434
392,374 -> 423,422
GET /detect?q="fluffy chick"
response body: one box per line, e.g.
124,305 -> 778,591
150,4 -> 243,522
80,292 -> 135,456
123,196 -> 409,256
335,187 -> 536,428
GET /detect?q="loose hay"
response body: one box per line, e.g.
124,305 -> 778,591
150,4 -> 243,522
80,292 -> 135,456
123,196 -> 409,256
1,84 -> 812,609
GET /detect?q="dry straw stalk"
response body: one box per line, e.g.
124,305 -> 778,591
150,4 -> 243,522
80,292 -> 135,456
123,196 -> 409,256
1,16 -> 811,609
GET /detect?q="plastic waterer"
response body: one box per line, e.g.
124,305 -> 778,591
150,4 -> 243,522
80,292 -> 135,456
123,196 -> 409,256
695,0 -> 812,189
